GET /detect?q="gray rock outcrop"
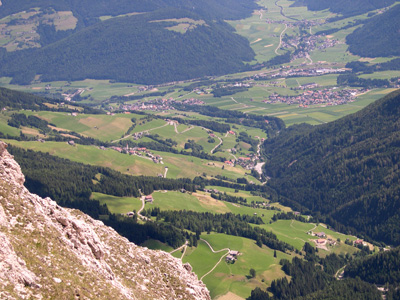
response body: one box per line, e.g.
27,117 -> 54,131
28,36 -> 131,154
0,141 -> 211,300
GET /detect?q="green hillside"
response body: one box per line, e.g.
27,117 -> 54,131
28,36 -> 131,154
263,89 -> 400,246
0,87 -> 50,110
346,4 -> 400,57
0,9 -> 255,85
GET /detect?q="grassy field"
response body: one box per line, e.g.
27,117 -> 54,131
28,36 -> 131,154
0,113 -> 19,136
4,140 -> 166,176
91,192 -> 141,214
150,191 -> 216,213
184,233 -> 291,299
141,239 -> 174,252
23,111 -> 140,142
359,71 -> 400,80
3,140 -> 260,182
134,189 -> 287,224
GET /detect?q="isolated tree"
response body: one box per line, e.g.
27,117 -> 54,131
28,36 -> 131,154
249,268 -> 256,278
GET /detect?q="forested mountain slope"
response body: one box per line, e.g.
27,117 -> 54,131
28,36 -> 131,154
345,247 -> 400,285
0,87 -> 50,110
263,89 -> 400,246
0,9 -> 255,85
0,0 -> 258,24
291,0 -> 395,17
346,4 -> 400,57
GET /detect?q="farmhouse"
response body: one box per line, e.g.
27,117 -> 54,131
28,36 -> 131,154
226,250 -> 240,262
315,232 -> 326,238
354,239 -> 366,246
226,255 -> 235,262
145,195 -> 154,203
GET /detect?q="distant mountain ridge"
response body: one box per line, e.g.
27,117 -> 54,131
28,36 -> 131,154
0,0 -> 258,85
263,89 -> 400,246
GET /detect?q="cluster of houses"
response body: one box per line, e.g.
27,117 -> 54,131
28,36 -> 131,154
182,98 -> 205,105
110,145 -> 163,164
284,35 -> 339,61
265,18 -> 323,28
236,153 -> 261,170
265,88 -> 364,106
223,156 -> 257,170
309,231 -> 337,249
120,99 -> 174,112
309,231 -> 371,250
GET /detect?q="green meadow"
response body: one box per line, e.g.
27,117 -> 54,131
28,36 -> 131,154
184,233 -> 291,299
3,140 -> 258,182
150,191 -> 214,213
92,192 -> 141,214
27,111 -> 138,141
141,239 -> 174,252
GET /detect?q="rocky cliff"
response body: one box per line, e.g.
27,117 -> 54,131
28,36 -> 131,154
0,141 -> 210,300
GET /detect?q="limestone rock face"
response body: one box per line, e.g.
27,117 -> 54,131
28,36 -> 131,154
0,141 -> 211,300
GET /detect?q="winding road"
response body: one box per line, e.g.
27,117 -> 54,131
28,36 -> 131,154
112,121 -> 169,143
170,241 -> 189,260
210,136 -> 223,154
199,239 -> 230,281
275,23 -> 288,55
137,196 -> 151,221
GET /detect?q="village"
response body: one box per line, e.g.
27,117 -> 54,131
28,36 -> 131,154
284,34 -> 340,62
119,98 -> 205,112
265,87 -> 365,106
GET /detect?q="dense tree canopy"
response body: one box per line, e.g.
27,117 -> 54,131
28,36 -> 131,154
263,89 -> 400,245
346,4 -> 400,57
